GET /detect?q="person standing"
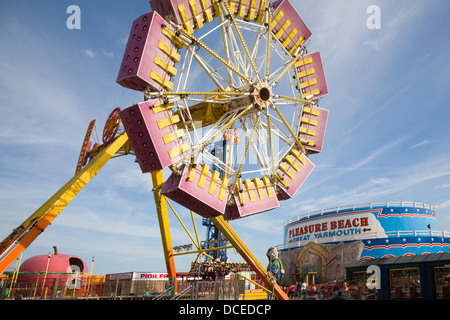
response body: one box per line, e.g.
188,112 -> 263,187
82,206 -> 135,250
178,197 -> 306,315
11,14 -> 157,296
289,284 -> 296,297
296,282 -> 301,298
301,281 -> 307,299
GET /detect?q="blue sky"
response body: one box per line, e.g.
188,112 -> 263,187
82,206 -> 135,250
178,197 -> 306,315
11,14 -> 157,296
1,0 -> 450,276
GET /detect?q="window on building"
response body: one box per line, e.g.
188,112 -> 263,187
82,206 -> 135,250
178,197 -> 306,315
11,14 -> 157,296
350,271 -> 367,286
389,267 -> 421,299
434,266 -> 450,300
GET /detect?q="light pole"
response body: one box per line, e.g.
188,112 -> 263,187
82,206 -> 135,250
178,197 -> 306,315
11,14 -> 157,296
41,252 -> 52,297
86,256 -> 95,296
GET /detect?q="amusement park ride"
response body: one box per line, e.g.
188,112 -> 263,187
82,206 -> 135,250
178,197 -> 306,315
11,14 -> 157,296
0,0 -> 329,300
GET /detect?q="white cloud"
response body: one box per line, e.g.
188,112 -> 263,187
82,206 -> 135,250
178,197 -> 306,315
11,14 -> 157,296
409,139 -> 430,150
120,34 -> 129,45
84,49 -> 95,58
0,134 -> 58,145
436,201 -> 450,209
0,15 -> 91,150
352,137 -> 406,169
385,2 -> 426,28
364,1 -> 427,51
301,136 -> 407,193
434,184 -> 450,189
111,167 -> 154,192
370,177 -> 393,186
103,50 -> 114,57
54,209 -> 162,239
292,154 -> 450,221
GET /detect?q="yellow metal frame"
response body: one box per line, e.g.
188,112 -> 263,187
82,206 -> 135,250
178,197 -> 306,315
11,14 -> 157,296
151,170 -> 178,293
0,132 -> 129,274
0,129 -> 288,300
211,216 -> 287,299
163,199 -> 278,296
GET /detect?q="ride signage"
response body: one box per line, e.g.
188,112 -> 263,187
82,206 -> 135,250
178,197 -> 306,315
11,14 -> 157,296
285,210 -> 387,244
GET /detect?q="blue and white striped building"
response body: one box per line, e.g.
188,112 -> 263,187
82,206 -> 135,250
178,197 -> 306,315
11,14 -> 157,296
281,201 -> 450,259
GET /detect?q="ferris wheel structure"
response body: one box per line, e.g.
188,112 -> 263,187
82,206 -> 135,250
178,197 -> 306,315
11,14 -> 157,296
0,0 -> 329,301
117,0 -> 329,221
115,0 -> 329,299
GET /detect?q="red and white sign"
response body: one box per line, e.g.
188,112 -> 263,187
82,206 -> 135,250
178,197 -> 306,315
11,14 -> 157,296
134,272 -> 169,280
285,210 -> 386,244
133,272 -> 201,281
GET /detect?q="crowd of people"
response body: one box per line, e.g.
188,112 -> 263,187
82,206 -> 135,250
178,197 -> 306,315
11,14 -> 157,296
190,261 -> 252,280
188,260 -> 369,299
283,280 -> 367,300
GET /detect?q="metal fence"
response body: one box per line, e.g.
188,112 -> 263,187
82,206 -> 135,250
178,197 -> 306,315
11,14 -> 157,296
1,275 -> 250,300
1,274 -> 104,300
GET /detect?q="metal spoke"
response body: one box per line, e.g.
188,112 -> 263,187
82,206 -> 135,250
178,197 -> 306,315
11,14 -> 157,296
162,5 -> 316,182
175,26 -> 252,85
220,1 -> 261,83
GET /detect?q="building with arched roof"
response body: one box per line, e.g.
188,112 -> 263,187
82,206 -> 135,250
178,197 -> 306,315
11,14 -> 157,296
278,201 -> 450,284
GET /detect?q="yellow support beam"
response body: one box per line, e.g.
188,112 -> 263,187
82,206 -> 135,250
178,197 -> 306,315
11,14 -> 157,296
172,245 -> 235,257
200,250 -> 274,295
210,216 -> 289,300
151,170 -> 178,293
0,133 -> 129,274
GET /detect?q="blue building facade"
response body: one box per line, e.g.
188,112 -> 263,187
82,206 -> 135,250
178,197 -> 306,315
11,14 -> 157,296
282,201 -> 450,260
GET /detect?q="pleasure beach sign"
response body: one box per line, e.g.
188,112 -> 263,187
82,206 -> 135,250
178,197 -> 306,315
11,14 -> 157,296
285,210 -> 387,244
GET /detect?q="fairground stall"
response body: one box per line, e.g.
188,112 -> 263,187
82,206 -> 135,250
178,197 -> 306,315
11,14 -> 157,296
346,251 -> 450,300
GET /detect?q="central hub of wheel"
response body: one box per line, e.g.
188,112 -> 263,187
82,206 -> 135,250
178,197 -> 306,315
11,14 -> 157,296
259,87 -> 271,102
253,83 -> 273,110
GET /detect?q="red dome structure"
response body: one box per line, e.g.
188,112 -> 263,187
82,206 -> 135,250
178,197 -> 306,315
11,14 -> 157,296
16,247 -> 88,297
